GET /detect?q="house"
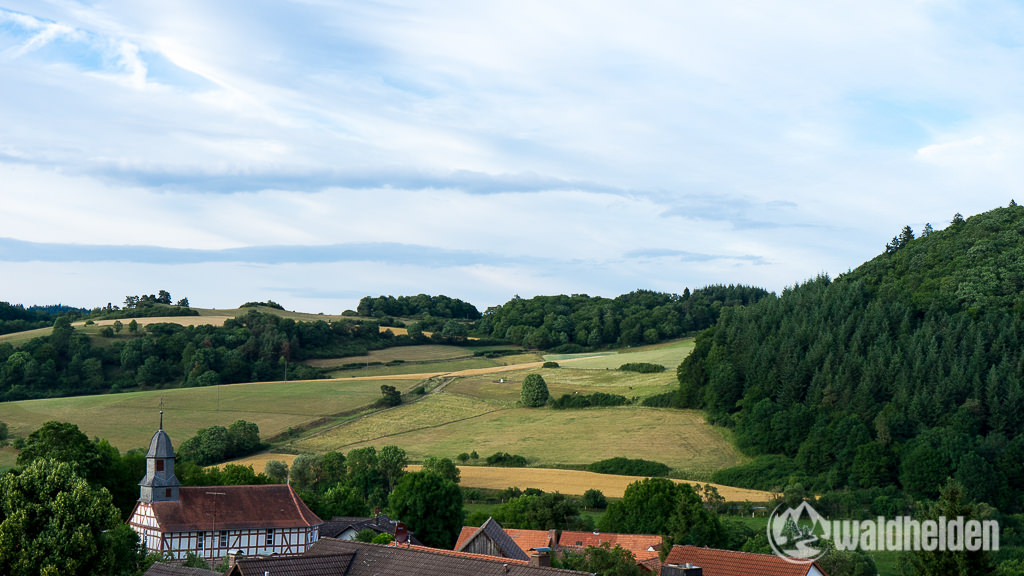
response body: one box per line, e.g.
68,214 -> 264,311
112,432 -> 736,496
128,415 -> 323,561
226,538 -> 589,576
558,531 -> 662,572
142,562 -> 221,576
453,517 -> 555,561
321,513 -> 423,545
663,545 -> 830,576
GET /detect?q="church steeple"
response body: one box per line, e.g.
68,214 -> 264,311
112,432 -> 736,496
139,411 -> 181,503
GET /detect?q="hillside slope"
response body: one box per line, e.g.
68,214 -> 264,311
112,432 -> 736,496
679,205 -> 1024,510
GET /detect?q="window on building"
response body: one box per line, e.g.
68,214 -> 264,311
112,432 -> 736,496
197,532 -> 205,550
219,531 -> 227,548
165,488 -> 172,498
156,460 -> 164,472
266,528 -> 275,544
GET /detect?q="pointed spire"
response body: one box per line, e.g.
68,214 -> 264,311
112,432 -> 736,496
159,410 -> 164,430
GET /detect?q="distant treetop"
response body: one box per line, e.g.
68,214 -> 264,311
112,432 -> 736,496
240,300 -> 285,310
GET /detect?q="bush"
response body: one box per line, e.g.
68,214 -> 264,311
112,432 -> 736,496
379,385 -> 402,407
520,374 -> 550,407
486,452 -> 528,467
412,386 -> 426,395
355,528 -> 379,543
618,362 -> 666,373
542,361 -> 560,368
641,391 -> 682,408
551,392 -> 629,410
710,455 -> 799,491
582,488 -> 607,509
588,457 -> 670,477
456,452 -> 470,463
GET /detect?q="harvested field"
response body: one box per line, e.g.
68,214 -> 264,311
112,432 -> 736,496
545,339 -> 695,370
406,464 -> 773,502
222,452 -> 298,471
445,367 -> 676,403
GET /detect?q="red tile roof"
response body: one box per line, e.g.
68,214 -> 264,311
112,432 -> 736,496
664,545 -> 829,576
148,485 -> 322,532
558,532 -> 662,571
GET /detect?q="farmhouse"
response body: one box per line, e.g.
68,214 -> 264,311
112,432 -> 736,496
128,417 -> 323,561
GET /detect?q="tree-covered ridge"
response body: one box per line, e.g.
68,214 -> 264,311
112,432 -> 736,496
356,294 -> 482,320
0,302 -> 78,336
0,310 -> 409,401
476,285 -> 769,350
678,205 -> 1024,510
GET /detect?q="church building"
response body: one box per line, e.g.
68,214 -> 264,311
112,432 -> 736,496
128,414 -> 323,561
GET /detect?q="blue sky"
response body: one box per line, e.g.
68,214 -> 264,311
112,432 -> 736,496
2,1 -> 1023,313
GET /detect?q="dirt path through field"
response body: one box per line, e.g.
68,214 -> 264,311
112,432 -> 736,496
328,354 -> 609,382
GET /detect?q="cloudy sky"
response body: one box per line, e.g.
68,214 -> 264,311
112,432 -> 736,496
1,1 -> 1022,313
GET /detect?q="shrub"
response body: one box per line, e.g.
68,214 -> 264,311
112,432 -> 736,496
355,528 -> 379,543
379,385 -> 402,407
641,391 -> 682,408
582,488 -> 607,509
618,362 -> 666,373
487,452 -> 528,467
542,361 -> 560,368
552,392 -> 629,410
520,374 -> 550,407
412,386 -> 426,395
588,457 -> 671,477
456,452 -> 470,463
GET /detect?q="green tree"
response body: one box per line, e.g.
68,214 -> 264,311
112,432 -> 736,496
264,460 -> 289,484
558,543 -> 642,576
380,384 -> 402,407
388,471 -> 463,548
422,456 -> 460,484
371,532 -> 395,545
16,421 -> 105,483
0,421 -> 8,445
599,477 -> 680,535
354,528 -> 378,542
0,459 -> 142,576
898,479 -> 993,576
520,373 -> 550,407
582,488 -> 607,509
378,445 -> 409,493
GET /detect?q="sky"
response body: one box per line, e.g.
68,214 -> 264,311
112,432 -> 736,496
2,1 -> 1024,314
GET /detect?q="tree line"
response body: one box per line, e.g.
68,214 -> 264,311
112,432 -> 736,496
0,309 -> 414,401
474,285 -> 769,351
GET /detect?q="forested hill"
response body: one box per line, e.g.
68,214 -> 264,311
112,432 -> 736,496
679,205 -> 1024,509
477,285 -> 770,351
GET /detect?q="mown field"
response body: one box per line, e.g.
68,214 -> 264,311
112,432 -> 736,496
0,377 -> 417,451
290,388 -> 742,478
545,339 -> 695,369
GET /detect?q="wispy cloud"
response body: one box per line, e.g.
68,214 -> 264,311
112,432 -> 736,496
1,1 -> 1024,310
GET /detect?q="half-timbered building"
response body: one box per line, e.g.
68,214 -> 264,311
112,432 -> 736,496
128,417 -> 323,561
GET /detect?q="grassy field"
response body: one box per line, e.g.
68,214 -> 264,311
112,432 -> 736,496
445,366 -> 677,403
546,339 -> 695,369
0,377 -> 418,451
305,345 -> 474,367
293,387 -> 743,476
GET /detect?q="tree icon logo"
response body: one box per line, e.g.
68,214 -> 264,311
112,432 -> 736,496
766,501 -> 828,563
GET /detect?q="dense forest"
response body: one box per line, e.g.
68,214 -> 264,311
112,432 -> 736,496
675,205 -> 1024,513
0,302 -> 85,335
475,285 -> 769,351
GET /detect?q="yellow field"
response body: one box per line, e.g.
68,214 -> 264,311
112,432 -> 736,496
217,454 -> 771,503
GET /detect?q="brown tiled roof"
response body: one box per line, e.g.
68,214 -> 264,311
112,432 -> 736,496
506,528 -> 555,553
664,545 -> 830,576
453,525 -> 478,549
150,485 -> 322,532
639,554 -> 662,573
453,518 -> 553,561
307,538 -> 589,576
143,562 -> 220,576
227,552 -> 355,576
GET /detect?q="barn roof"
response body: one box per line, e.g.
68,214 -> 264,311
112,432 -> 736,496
149,485 -> 322,532
558,531 -> 662,568
454,517 -> 544,561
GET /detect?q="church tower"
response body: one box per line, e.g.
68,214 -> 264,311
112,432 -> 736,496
139,411 -> 181,503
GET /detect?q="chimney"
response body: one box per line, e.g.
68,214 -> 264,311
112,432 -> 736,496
529,547 -> 551,568
227,552 -> 244,571
661,563 -> 703,576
